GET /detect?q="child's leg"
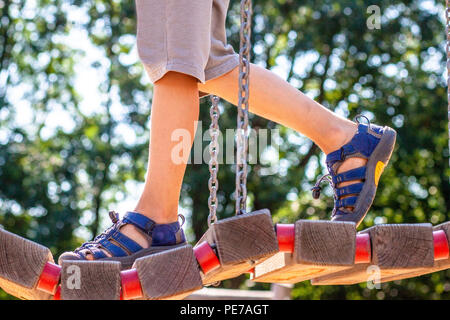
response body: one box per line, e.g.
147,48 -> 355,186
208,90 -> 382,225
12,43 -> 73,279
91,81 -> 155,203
134,71 -> 199,224
59,71 -> 198,263
61,0 -> 213,264
198,63 -> 364,167
199,63 -> 396,226
116,71 -> 199,249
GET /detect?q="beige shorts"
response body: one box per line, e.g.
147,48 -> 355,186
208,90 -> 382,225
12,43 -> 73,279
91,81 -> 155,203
135,0 -> 239,85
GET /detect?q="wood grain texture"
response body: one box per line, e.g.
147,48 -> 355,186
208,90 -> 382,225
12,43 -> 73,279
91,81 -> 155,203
311,264 -> 372,285
60,260 -> 121,300
311,223 -> 435,286
197,209 -> 279,285
213,209 -> 279,264
375,222 -> 450,282
367,223 -> 434,268
251,252 -> 351,283
199,260 -> 255,285
295,220 -> 356,265
0,277 -> 53,300
134,244 -> 203,300
0,229 -> 53,300
252,220 -> 356,284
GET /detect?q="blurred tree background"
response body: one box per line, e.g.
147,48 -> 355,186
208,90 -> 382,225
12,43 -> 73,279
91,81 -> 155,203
0,0 -> 449,299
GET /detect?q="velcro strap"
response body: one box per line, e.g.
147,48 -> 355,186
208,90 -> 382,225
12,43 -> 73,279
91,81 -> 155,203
123,211 -> 156,235
326,144 -> 357,166
326,149 -> 342,164
99,239 -> 128,257
336,196 -> 358,208
85,246 -> 108,259
110,230 -> 143,254
336,183 -> 364,198
332,166 -> 366,184
341,144 -> 356,157
358,123 -> 368,133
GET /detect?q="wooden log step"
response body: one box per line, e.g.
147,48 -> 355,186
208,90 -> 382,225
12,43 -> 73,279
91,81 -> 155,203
311,223 -> 436,285
0,228 -> 61,300
193,209 -> 279,285
121,244 -> 203,300
250,220 -> 371,284
364,222 -> 450,283
60,260 -> 122,300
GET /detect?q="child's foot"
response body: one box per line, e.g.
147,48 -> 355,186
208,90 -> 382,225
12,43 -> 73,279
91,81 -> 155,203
58,211 -> 186,270
312,116 -> 397,227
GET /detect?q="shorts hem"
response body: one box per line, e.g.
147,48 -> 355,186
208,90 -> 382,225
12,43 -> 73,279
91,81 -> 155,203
146,61 -> 206,83
204,54 -> 240,82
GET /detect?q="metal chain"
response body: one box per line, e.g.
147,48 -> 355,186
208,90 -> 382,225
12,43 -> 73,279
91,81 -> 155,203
447,0 -> 450,176
235,0 -> 252,215
207,95 -> 220,227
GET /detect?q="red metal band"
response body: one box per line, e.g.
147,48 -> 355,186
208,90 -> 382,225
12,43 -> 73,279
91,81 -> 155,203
276,224 -> 295,253
36,262 -> 61,295
354,233 -> 371,264
194,241 -> 220,274
120,268 -> 143,300
433,230 -> 450,261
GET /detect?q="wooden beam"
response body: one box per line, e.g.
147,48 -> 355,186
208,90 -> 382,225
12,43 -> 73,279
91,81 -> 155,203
251,220 -> 363,283
311,223 -> 435,285
122,244 -> 203,300
195,209 -> 279,285
60,260 -> 121,300
367,222 -> 450,283
0,229 -> 59,300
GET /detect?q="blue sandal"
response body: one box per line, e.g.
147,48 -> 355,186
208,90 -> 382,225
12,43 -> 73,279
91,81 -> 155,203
58,211 -> 186,269
312,116 -> 397,227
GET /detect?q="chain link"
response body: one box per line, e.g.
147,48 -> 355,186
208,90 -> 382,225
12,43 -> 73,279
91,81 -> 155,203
235,0 -> 252,215
447,0 -> 450,176
207,95 -> 220,227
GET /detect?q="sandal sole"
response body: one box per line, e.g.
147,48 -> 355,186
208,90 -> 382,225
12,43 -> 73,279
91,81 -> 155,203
60,243 -> 187,270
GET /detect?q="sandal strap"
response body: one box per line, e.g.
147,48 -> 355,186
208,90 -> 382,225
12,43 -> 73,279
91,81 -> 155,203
336,196 -> 358,209
332,166 -> 366,185
122,211 -> 156,235
326,124 -> 373,171
98,238 -> 128,257
83,246 -> 108,259
109,230 -> 143,254
72,211 -> 185,260
326,143 -> 357,164
336,182 -> 364,197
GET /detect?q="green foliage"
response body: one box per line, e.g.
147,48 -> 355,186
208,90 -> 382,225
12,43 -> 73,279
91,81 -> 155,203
0,0 -> 449,299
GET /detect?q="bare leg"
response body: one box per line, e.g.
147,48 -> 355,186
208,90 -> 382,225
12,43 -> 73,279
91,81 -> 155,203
85,71 -> 199,259
199,64 -> 357,154
134,71 -> 199,224
198,64 -> 366,193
